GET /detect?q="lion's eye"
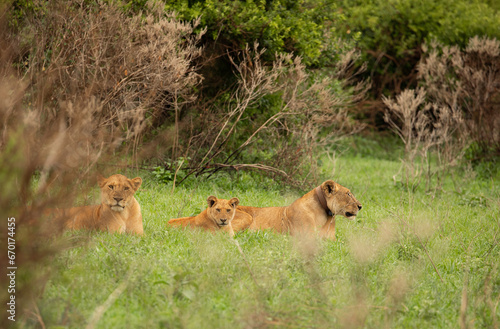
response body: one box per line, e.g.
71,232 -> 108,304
226,209 -> 231,213
108,185 -> 114,190
216,209 -> 221,212
124,187 -> 129,191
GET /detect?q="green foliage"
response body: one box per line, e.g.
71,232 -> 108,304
163,0 -> 352,66
342,0 -> 500,55
119,0 -> 149,12
5,0 -> 47,29
153,166 -> 174,184
153,157 -> 190,184
464,143 -> 500,179
338,0 -> 500,94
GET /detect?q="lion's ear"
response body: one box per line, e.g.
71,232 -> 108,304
229,197 -> 239,208
97,175 -> 108,188
207,196 -> 217,208
130,177 -> 142,191
322,180 -> 338,196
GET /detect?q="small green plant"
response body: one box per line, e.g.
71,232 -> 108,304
154,157 -> 190,184
458,195 -> 489,208
153,166 -> 174,184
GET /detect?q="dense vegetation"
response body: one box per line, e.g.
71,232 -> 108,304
338,0 -> 500,96
0,0 -> 499,327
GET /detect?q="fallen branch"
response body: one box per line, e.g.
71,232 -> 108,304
204,163 -> 289,178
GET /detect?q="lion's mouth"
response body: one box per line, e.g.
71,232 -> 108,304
345,212 -> 356,218
218,223 -> 228,226
111,204 -> 125,212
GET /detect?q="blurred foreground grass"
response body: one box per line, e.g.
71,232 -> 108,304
19,146 -> 500,328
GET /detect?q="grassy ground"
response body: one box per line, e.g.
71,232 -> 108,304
19,141 -> 500,328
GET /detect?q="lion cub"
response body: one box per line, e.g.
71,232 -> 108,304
168,196 -> 252,237
60,174 -> 143,235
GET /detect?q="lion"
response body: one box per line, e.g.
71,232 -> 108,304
57,174 -> 144,235
235,180 -> 362,240
168,196 -> 253,237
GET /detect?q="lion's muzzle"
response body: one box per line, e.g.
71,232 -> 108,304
110,197 -> 126,212
218,218 -> 229,226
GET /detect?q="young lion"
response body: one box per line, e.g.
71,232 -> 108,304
59,174 -> 143,235
168,196 -> 252,237
236,180 -> 362,240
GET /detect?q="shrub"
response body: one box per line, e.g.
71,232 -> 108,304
383,36 -> 500,188
162,0 -> 353,67
418,37 -> 500,158
12,0 -> 204,144
0,1 -> 204,323
8,0 -> 366,187
338,0 -> 500,98
172,45 -> 368,188
383,88 -> 467,190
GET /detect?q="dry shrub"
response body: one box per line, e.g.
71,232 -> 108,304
177,44 -> 367,188
0,1 -> 204,325
383,37 -> 500,188
383,88 -> 433,188
17,0 -> 204,155
418,36 -> 500,157
269,50 -> 368,186
384,36 -> 500,189
383,88 -> 466,190
0,61 -> 108,329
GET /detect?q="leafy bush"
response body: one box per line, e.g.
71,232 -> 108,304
11,0 -> 358,65
338,0 -> 500,97
162,0 -> 354,67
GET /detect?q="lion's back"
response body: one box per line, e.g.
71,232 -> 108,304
64,205 -> 100,230
237,206 -> 285,231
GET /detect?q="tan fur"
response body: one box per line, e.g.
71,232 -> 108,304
60,174 -> 143,235
236,180 -> 362,240
168,196 -> 252,237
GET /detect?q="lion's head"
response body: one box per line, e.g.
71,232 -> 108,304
206,196 -> 240,228
321,180 -> 362,220
98,174 -> 142,212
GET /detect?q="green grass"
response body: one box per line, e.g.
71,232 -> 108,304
19,147 -> 500,328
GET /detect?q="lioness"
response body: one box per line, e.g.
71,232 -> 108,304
60,174 -> 143,235
168,196 -> 252,237
236,180 -> 362,240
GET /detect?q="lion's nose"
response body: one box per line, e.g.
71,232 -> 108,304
358,204 -> 362,210
114,197 -> 123,202
220,218 -> 227,223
